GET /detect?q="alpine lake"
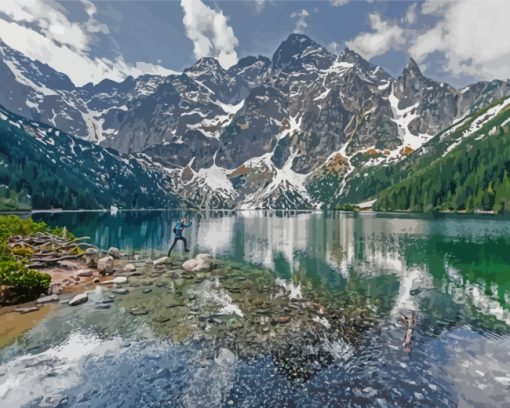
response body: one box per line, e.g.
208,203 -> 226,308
1,210 -> 510,407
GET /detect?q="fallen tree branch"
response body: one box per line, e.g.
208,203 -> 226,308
401,311 -> 416,353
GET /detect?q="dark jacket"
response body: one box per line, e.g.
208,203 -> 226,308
174,221 -> 192,238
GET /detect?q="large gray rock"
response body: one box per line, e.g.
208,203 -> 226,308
97,256 -> 114,274
107,247 -> 121,259
69,293 -> 88,306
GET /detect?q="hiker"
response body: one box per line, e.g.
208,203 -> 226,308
168,219 -> 192,255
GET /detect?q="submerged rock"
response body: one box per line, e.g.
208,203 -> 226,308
95,303 -> 111,310
272,316 -> 291,324
130,308 -> 148,316
69,293 -> 88,306
123,263 -> 136,272
112,288 -> 129,295
14,306 -> 39,314
214,348 -> 236,367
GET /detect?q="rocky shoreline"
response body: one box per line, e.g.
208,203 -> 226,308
1,247 -> 379,367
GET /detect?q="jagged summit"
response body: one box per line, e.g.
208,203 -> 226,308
184,57 -> 225,77
271,33 -> 325,69
340,47 -> 371,68
1,31 -> 510,209
402,57 -> 423,77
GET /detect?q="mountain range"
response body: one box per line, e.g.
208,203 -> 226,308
1,33 -> 509,210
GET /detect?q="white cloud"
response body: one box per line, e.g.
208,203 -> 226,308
180,0 -> 239,69
409,0 -> 510,80
345,13 -> 406,59
0,0 -> 176,86
330,0 -> 350,6
403,3 -> 417,25
327,41 -> 343,54
254,0 -> 266,13
291,9 -> 309,34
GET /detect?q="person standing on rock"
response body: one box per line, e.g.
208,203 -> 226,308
168,219 -> 192,255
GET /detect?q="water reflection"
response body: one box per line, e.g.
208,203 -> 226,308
33,210 -> 510,329
18,210 -> 510,406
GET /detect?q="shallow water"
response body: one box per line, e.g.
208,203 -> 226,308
2,210 -> 510,407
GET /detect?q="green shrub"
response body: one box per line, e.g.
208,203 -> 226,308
0,261 -> 51,305
0,215 -> 74,304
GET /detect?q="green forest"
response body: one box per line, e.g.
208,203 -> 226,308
374,106 -> 510,212
0,105 -> 182,210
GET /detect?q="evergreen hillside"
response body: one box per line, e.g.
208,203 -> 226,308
0,105 -> 182,210
373,100 -> 510,212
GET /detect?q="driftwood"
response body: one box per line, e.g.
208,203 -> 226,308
401,311 -> 416,353
8,231 -> 98,268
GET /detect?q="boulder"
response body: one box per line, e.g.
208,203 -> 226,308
97,256 -> 114,274
182,259 -> 198,271
193,259 -> 212,272
123,263 -> 136,272
183,254 -> 213,272
153,256 -> 171,266
69,293 -> 88,306
84,248 -> 100,266
196,253 -> 213,264
107,247 -> 121,259
76,269 -> 93,277
112,276 -> 128,284
36,294 -> 59,304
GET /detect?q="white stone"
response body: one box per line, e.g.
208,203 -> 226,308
36,294 -> 59,304
196,253 -> 213,263
68,293 -> 88,306
182,259 -> 198,271
97,256 -> 114,273
76,269 -> 93,277
113,276 -> 128,284
153,256 -> 171,266
123,263 -> 136,272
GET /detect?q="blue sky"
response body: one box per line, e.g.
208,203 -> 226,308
0,0 -> 508,87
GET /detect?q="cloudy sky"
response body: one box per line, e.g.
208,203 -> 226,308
0,0 -> 508,87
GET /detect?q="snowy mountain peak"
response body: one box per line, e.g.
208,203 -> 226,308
184,57 -> 225,78
402,58 -> 423,78
271,33 -> 327,69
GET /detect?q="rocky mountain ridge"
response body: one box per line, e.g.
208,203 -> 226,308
1,34 -> 509,209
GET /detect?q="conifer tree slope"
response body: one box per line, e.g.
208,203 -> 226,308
371,99 -> 510,212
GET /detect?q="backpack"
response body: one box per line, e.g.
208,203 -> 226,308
173,224 -> 177,234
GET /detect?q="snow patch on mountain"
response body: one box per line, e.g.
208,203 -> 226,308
388,88 -> 430,150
